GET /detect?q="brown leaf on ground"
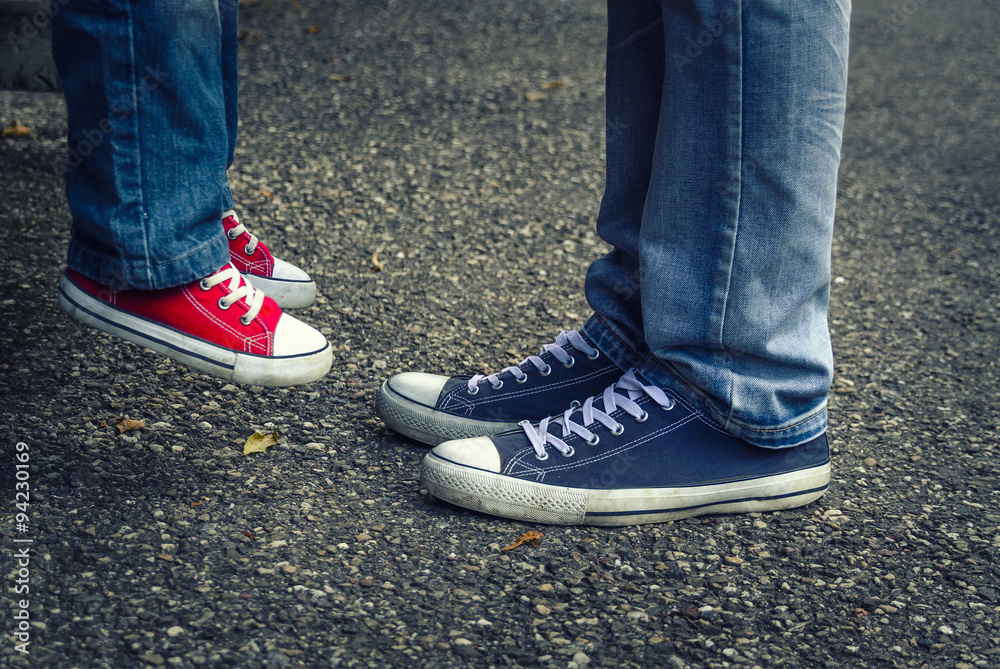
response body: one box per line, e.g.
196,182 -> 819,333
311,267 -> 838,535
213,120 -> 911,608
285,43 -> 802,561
523,91 -> 548,102
370,252 -> 385,272
542,81 -> 565,89
115,418 -> 145,434
504,531 -> 544,552
1,121 -> 31,138
329,74 -> 353,82
237,30 -> 261,45
243,431 -> 279,455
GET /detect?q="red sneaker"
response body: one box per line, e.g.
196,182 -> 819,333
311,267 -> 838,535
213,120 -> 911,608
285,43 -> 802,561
58,264 -> 332,387
223,209 -> 317,309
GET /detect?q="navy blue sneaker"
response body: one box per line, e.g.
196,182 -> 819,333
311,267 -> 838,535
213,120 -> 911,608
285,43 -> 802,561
375,330 -> 623,445
420,369 -> 831,526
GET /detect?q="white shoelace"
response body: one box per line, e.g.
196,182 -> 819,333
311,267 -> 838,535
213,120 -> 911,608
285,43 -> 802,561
467,330 -> 600,393
519,369 -> 674,460
200,263 -> 265,326
223,209 -> 259,255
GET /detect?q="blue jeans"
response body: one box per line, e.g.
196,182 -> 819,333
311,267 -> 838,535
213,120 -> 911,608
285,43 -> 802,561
52,0 -> 240,290
583,0 -> 850,448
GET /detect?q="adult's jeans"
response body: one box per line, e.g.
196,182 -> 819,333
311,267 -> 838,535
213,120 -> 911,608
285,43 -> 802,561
52,0 -> 240,290
583,0 -> 851,448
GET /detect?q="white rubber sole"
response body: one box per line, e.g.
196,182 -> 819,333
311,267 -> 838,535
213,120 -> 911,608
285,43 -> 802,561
421,452 -> 831,526
241,273 -> 317,310
59,274 -> 332,387
375,380 -> 520,446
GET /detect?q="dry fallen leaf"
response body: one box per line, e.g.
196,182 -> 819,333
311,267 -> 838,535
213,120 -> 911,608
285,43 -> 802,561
237,29 -> 261,45
329,73 -> 353,82
115,418 -> 145,434
243,431 -> 279,455
260,189 -> 273,198
523,91 -> 548,102
370,251 -> 385,272
306,24 -> 321,34
504,531 -> 544,552
542,80 -> 565,89
1,121 -> 31,138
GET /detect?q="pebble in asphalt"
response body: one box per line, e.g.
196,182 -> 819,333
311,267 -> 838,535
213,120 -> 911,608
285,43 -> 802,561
1,1 -> 998,667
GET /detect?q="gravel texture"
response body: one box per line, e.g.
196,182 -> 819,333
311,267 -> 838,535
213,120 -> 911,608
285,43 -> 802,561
1,1 -> 999,668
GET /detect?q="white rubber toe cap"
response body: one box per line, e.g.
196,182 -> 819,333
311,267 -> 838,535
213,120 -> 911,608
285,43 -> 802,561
432,436 -> 502,472
387,372 -> 449,407
272,313 -> 329,356
271,256 -> 312,282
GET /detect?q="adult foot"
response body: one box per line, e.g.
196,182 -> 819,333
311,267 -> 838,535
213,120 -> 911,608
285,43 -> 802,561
375,330 -> 623,445
224,209 -> 317,309
59,264 -> 332,387
421,369 -> 831,525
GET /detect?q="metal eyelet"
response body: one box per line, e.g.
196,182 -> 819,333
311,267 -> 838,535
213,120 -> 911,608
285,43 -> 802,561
239,314 -> 252,326
559,446 -> 575,458
569,400 -> 581,409
534,450 -> 549,461
585,434 -> 599,447
539,364 -> 552,377
467,385 -> 480,396
515,374 -> 528,384
635,410 -> 649,423
227,230 -> 239,240
490,380 -> 503,391
587,350 -> 600,360
244,244 -> 255,255
662,401 -> 674,411
217,297 -> 232,310
199,279 -> 212,291
562,356 -> 575,369
610,423 -> 625,436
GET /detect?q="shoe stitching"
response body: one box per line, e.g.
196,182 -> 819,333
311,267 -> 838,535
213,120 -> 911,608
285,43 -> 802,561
243,332 -> 271,355
440,395 -> 477,416
231,252 -> 272,275
238,256 -> 273,275
181,285 -> 267,354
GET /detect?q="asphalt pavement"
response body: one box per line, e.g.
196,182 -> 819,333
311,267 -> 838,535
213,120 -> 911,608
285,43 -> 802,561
1,1 -> 999,667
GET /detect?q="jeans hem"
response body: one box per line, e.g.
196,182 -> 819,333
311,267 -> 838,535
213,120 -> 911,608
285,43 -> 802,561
67,232 -> 229,291
639,356 -> 828,448
585,313 -> 828,449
